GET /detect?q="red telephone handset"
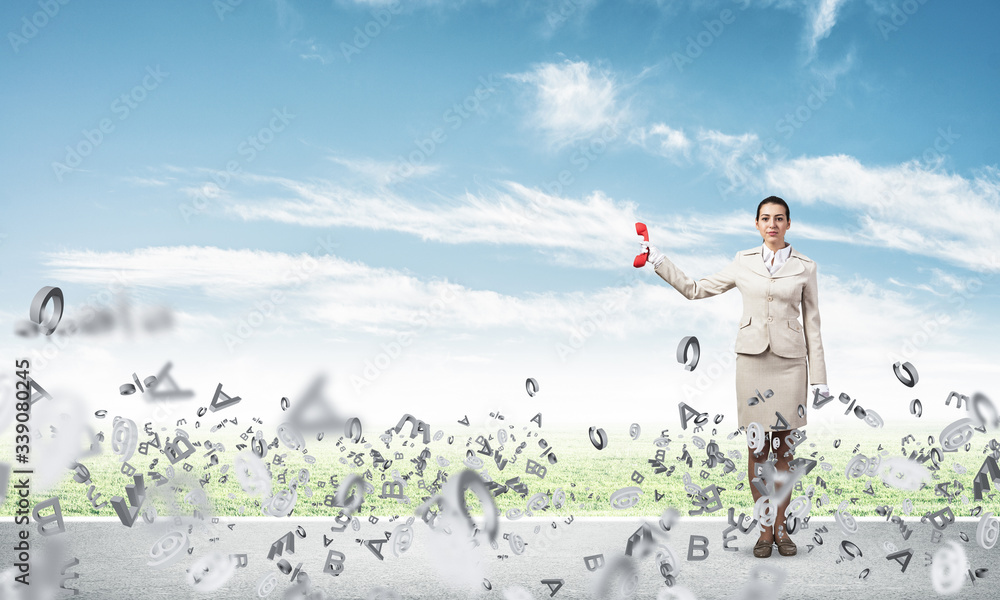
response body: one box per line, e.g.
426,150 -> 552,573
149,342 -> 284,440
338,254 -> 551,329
633,222 -> 649,268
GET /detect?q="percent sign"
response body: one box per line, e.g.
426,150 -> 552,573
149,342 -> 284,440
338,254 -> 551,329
839,393 -> 866,418
120,372 -> 157,395
747,388 -> 774,406
840,392 -> 885,428
537,439 -> 558,464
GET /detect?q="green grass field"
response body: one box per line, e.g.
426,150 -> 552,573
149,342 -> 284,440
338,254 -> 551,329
3,416 -> 998,521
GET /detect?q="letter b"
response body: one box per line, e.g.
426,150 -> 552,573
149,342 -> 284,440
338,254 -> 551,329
928,506 -> 955,530
583,553 -> 605,571
415,136 -> 435,155
324,550 -> 346,576
381,341 -> 401,359
82,126 -> 104,147
371,7 -> 392,25
254,299 -> 275,318
685,36 -> 703,58
687,535 -> 709,560
40,0 -> 61,17
33,497 -> 66,536
164,436 -> 195,464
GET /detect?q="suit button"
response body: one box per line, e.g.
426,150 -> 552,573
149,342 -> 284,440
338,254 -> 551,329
767,296 -> 773,302
767,317 -> 773,322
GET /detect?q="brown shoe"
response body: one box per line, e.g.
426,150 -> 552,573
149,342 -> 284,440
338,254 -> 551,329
776,534 -> 797,556
753,537 -> 773,558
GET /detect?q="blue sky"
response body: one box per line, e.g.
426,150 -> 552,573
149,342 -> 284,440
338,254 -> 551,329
2,0 -> 998,430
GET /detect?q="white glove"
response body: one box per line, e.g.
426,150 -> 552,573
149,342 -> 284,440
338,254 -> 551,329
810,384 -> 830,399
640,240 -> 665,268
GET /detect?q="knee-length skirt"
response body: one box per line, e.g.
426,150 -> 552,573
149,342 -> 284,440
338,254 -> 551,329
735,346 -> 808,431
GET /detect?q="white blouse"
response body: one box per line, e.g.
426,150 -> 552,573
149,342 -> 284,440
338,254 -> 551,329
761,242 -> 792,276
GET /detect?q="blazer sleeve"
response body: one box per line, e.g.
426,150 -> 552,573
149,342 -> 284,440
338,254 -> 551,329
801,260 -> 828,385
653,252 -> 739,300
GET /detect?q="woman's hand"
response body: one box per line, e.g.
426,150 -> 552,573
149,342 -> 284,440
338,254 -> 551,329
810,383 -> 831,399
639,239 -> 665,268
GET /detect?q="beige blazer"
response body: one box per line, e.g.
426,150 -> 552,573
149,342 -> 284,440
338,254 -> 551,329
653,245 -> 827,386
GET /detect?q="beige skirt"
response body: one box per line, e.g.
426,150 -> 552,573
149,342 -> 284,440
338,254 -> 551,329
736,346 -> 808,431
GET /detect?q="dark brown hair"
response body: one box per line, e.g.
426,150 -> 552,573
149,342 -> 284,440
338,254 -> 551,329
757,196 -> 790,221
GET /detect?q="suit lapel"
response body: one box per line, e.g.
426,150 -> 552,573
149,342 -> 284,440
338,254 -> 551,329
774,246 -> 805,277
740,247 -> 771,278
740,245 -> 804,278
772,255 -> 804,277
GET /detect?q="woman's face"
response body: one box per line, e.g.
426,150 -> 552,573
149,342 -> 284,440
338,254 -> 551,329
755,203 -> 790,244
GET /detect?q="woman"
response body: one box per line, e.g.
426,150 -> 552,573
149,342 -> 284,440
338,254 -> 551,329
639,196 -> 829,558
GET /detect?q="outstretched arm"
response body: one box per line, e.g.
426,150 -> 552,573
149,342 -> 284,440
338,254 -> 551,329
651,252 -> 739,300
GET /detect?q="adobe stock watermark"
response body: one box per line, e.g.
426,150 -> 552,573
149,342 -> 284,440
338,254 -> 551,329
213,0 -> 245,21
7,0 -> 71,54
873,123 -> 973,367
516,122 -> 623,227
52,65 -> 168,182
667,1 -> 747,73
871,126 -> 959,218
681,339 -> 737,403
717,79 -> 837,200
876,0 -> 933,41
388,75 -> 501,184
223,234 -> 339,352
774,84 -> 836,141
18,271 -> 130,373
340,0 -> 403,63
545,0 -> 588,28
556,269 -> 642,362
887,254 -> 999,367
350,285 -> 459,393
178,107 -> 295,223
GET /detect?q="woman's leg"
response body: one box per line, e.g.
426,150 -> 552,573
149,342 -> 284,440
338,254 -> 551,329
748,435 -> 773,543
771,429 -> 795,543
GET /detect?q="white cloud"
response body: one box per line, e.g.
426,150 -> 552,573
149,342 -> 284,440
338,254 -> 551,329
26,245 -> 888,350
290,38 -> 336,65
806,0 -> 848,60
506,60 -> 631,149
538,0 -> 600,36
270,1 -> 338,64
629,123 -> 776,193
38,245 -> 734,339
628,123 -> 692,161
676,208 -> 858,246
695,129 -> 763,171
923,268 -> 975,294
162,159 -> 867,271
632,122 -> 1000,276
121,176 -> 170,187
273,0 -> 305,35
326,155 -> 440,185
808,46 -> 855,85
23,244 -> 801,362
765,155 -> 1000,273
691,128 -> 772,191
739,0 -> 850,60
179,181 -> 229,201
33,243 -> 998,423
336,0 -> 450,6
220,173 -> 664,269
